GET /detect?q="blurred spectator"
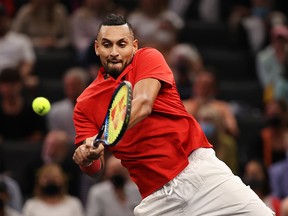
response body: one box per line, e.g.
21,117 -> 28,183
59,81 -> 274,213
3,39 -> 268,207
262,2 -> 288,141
0,3 -> 37,90
281,197 -> 288,216
273,42 -> 288,105
269,156 -> 288,200
0,181 -> 22,216
196,106 -> 239,174
268,128 -> 288,199
182,69 -> 239,137
167,43 -> 204,99
47,67 -> 90,143
22,163 -> 84,216
268,11 -> 287,28
85,155 -> 141,216
259,99 -> 288,167
256,24 -> 288,103
82,41 -> 101,78
167,0 -> 190,20
242,159 -> 281,216
110,0 -> 138,17
59,0 -> 81,14
70,0 -> 113,61
0,156 -> 23,212
228,0 -> 271,53
0,68 -> 46,144
41,130 -> 71,164
22,130 -> 81,200
271,0 -> 288,19
12,0 -> 71,51
169,0 -> 233,23
127,0 -> 184,58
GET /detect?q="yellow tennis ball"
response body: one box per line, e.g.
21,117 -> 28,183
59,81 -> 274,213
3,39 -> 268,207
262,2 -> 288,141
32,97 -> 51,116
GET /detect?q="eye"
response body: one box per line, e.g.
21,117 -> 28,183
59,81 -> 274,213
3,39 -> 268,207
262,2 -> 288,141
119,42 -> 127,48
102,42 -> 111,48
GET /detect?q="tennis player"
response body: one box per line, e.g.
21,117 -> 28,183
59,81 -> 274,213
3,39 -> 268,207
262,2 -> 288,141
72,14 -> 274,215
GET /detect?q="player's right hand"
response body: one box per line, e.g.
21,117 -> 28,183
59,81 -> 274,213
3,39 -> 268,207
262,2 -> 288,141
73,136 -> 104,167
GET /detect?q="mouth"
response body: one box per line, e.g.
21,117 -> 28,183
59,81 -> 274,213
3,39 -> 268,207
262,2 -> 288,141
108,59 -> 122,64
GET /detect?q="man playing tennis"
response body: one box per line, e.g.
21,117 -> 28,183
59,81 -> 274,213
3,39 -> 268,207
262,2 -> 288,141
72,14 -> 274,215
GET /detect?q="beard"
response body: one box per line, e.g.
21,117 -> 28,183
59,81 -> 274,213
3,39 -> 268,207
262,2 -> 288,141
103,60 -> 126,79
101,55 -> 134,79
105,66 -> 122,79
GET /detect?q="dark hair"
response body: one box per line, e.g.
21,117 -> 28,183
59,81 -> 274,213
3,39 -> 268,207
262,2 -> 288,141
97,14 -> 134,38
0,68 -> 22,83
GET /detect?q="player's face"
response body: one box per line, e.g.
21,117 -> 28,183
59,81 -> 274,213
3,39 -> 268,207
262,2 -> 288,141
95,24 -> 138,78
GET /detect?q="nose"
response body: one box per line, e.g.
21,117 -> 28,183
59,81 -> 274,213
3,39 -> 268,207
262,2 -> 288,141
110,45 -> 119,57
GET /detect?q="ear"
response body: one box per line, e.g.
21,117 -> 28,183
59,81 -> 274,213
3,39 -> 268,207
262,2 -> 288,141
95,40 -> 99,56
132,39 -> 138,54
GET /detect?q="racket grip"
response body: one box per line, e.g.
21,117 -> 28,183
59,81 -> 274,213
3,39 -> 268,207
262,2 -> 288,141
93,139 -> 108,147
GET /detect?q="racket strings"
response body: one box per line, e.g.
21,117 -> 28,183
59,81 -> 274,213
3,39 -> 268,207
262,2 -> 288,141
107,86 -> 128,143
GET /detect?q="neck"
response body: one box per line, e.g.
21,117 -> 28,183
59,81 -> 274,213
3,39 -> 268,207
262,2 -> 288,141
41,195 -> 65,204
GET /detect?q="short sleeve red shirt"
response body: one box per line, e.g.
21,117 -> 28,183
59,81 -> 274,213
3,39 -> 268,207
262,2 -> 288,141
74,48 -> 212,198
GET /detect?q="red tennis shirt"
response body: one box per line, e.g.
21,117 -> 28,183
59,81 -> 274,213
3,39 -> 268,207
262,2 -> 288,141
74,48 -> 212,198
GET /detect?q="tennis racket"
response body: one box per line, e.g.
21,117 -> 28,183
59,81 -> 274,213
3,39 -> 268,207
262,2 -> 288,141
93,81 -> 132,147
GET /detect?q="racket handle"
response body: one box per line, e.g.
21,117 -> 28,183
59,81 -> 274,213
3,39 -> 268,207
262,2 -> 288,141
93,139 -> 108,147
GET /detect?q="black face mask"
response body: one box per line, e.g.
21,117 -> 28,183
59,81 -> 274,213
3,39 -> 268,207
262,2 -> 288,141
110,174 -> 126,189
176,63 -> 190,76
266,116 -> 282,128
244,178 -> 265,191
40,183 -> 61,196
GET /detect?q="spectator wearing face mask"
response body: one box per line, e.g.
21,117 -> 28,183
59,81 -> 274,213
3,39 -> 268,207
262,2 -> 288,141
127,0 -> 184,58
196,106 -> 239,174
242,159 -> 281,216
22,163 -> 84,216
166,43 -> 204,100
22,130 -> 82,200
182,69 -> 239,137
256,24 -> 288,104
85,155 -> 141,216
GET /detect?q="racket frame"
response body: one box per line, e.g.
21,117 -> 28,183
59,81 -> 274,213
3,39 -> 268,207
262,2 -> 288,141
93,81 -> 132,147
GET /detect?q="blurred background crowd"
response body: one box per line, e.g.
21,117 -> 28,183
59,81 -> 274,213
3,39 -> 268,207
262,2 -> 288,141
0,0 -> 288,215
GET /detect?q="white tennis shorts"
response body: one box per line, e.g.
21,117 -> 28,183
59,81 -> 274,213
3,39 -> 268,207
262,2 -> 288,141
134,148 -> 275,216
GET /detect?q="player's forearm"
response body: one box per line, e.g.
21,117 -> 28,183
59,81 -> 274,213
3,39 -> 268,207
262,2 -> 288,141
128,95 -> 152,129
